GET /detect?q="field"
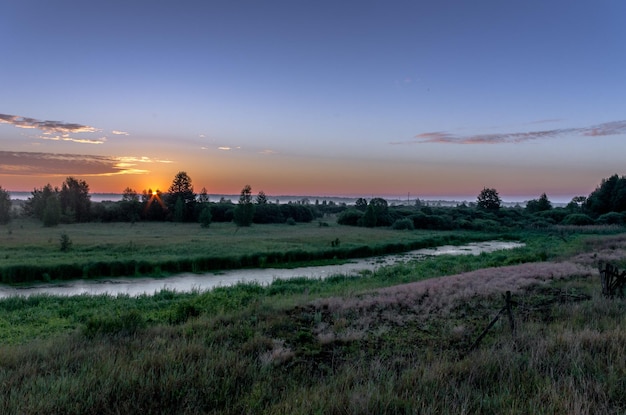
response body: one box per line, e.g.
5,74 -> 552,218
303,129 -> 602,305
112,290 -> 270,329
1,221 -> 626,413
0,219 -> 500,283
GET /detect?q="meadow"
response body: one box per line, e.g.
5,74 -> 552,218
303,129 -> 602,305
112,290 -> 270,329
0,219 -> 500,283
0,223 -> 625,413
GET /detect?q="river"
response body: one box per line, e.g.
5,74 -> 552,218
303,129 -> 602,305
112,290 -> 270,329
0,241 -> 523,298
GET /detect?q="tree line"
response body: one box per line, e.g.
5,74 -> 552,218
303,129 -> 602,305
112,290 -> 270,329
0,173 -> 625,229
0,172 -> 330,227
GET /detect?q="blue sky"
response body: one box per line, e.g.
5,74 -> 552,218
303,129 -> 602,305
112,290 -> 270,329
1,0 -> 625,202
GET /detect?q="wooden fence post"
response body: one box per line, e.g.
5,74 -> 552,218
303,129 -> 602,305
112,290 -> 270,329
466,292 -> 516,355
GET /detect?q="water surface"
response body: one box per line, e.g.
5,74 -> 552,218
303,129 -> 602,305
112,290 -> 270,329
0,241 -> 523,298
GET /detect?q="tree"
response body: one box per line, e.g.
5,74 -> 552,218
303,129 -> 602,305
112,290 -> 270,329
566,195 -> 585,210
362,204 -> 377,227
526,193 -> 552,213
256,190 -> 268,205
585,174 -> 626,216
477,187 -> 501,211
369,197 -> 391,226
120,187 -> 141,222
173,197 -> 185,222
166,171 -> 196,221
43,194 -> 61,227
142,188 -> 166,221
0,186 -> 11,224
233,184 -> 255,227
198,187 -> 210,203
24,184 -> 57,220
355,198 -> 368,211
60,177 -> 91,222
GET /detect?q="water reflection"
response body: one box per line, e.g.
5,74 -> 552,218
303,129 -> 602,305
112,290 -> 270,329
0,241 -> 523,298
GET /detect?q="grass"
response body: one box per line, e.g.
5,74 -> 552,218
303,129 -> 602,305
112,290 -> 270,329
0,218 -> 501,283
1,229 -> 626,413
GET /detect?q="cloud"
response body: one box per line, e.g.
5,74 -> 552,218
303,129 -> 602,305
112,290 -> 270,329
393,120 -> 626,145
37,134 -> 107,145
0,113 -> 99,134
111,130 -> 129,136
259,149 -> 277,155
0,151 -> 172,177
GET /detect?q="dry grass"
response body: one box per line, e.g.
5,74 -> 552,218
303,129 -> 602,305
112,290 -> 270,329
311,260 -> 593,339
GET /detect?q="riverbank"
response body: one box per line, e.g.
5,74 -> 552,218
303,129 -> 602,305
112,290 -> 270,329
1,230 -> 625,413
0,219 -> 504,284
0,240 -> 523,298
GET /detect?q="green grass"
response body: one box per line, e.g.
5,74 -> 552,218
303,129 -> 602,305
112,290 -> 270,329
0,219 -> 501,283
1,227 -> 625,413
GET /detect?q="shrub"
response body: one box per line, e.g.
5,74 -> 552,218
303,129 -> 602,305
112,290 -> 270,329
596,212 -> 626,225
285,217 -> 296,226
337,208 -> 363,226
392,218 -> 414,230
172,301 -> 201,324
536,208 -> 569,224
561,213 -> 594,226
83,309 -> 146,337
59,232 -> 72,252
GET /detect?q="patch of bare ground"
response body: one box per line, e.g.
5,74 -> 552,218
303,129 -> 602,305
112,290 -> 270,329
306,244 -> 624,344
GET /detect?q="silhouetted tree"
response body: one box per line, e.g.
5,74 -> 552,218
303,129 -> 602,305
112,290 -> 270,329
24,184 -> 58,220
477,187 -> 501,211
0,186 -> 11,224
121,187 -> 141,222
234,184 -> 255,227
567,195 -> 586,210
166,171 -> 196,221
256,190 -> 268,205
526,193 -> 552,213
355,198 -> 368,211
585,174 -> 626,216
369,197 -> 391,226
362,204 -> 377,227
60,177 -> 91,222
142,188 -> 166,221
198,187 -> 210,203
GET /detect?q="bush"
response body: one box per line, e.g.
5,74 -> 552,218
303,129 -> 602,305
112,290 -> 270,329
253,204 -> 284,224
392,218 -> 414,230
411,213 -> 455,230
536,208 -> 569,224
561,213 -> 594,226
59,232 -> 72,252
337,209 -> 363,226
83,309 -> 146,337
596,212 -> 626,225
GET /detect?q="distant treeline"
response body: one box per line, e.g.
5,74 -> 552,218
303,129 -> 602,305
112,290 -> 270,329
1,172 -> 625,229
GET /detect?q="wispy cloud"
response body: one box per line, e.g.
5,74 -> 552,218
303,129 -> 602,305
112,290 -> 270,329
0,151 -> 172,177
37,134 -> 107,145
392,120 -> 626,145
111,130 -> 129,136
0,113 -> 99,134
259,149 -> 277,155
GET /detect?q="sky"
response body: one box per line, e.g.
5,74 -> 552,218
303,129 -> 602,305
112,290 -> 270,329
1,0 -> 625,202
